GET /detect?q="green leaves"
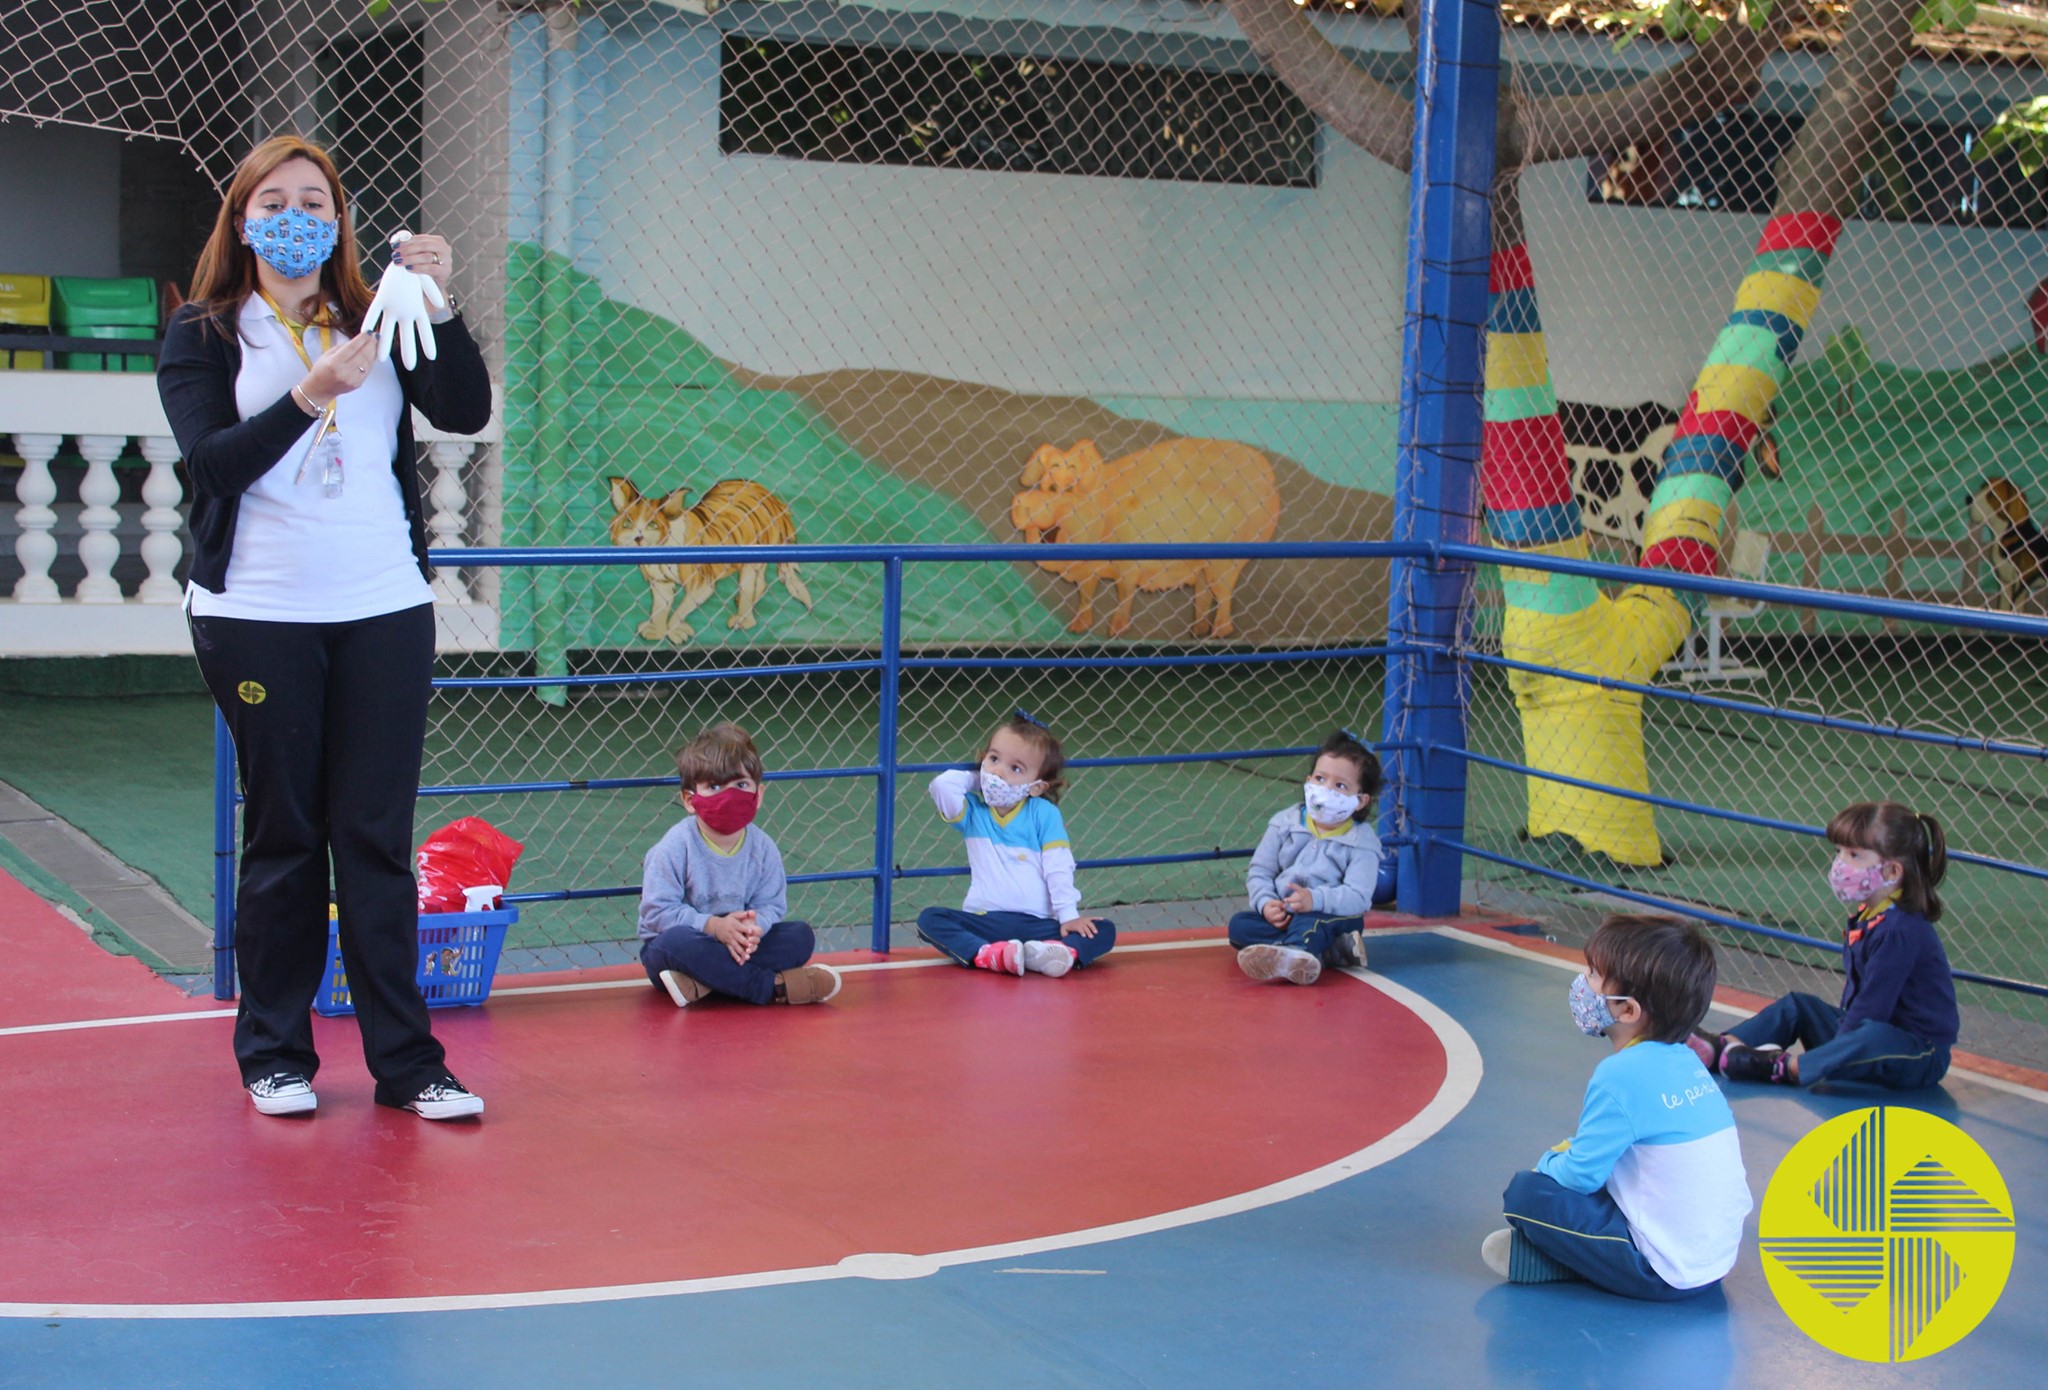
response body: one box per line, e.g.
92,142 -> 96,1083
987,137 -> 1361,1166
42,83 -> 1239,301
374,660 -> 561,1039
1974,94 -> 2048,178
1912,0 -> 1978,34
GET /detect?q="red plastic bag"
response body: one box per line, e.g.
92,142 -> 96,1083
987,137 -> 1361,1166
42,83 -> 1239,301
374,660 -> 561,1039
415,817 -> 525,914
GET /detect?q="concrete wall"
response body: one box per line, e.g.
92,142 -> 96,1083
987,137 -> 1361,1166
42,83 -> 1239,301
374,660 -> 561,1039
0,123 -> 121,278
528,6 -> 2048,412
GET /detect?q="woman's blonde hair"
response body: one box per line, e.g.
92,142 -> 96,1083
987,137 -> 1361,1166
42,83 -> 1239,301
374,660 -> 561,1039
187,134 -> 375,336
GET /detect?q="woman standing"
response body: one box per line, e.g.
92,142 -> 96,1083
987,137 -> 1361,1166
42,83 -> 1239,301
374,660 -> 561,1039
158,135 -> 491,1120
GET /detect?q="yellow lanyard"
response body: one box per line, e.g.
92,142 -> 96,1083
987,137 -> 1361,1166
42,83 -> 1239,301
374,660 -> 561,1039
257,291 -> 336,429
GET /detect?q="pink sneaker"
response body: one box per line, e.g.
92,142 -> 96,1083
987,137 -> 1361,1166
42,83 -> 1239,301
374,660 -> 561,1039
973,939 -> 1026,975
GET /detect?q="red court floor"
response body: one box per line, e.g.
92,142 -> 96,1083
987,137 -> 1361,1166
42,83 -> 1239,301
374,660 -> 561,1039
0,873 -> 1452,1312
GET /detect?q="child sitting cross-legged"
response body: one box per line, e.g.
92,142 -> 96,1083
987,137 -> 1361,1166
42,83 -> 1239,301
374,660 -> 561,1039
1228,729 -> 1383,985
1483,914 -> 1752,1300
915,710 -> 1115,977
1691,800 -> 1957,1090
637,722 -> 841,1007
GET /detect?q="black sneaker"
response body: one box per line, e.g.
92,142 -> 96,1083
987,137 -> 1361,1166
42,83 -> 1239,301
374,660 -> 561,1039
247,1072 -> 317,1116
1720,1044 -> 1789,1084
406,1075 -> 484,1120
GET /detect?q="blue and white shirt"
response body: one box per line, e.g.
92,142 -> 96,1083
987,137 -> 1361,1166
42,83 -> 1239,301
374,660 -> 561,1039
1536,1040 -> 1753,1289
928,769 -> 1080,923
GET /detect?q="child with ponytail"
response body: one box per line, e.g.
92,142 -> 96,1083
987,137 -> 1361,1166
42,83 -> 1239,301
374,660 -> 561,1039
1691,801 -> 1958,1089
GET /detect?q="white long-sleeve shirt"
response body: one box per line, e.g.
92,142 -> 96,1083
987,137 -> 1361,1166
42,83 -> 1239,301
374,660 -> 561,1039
929,769 -> 1080,923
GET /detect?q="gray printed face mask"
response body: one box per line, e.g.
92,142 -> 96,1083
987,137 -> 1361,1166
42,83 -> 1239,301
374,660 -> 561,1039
980,770 -> 1034,809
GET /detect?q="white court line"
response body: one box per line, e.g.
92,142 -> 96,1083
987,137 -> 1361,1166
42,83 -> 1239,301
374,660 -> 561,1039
0,1007 -> 235,1038
1431,925 -> 2048,1106
0,949 -> 1481,1320
0,938 -> 1233,1033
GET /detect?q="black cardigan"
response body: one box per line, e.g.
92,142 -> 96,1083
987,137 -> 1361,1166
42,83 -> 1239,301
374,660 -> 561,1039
156,301 -> 494,595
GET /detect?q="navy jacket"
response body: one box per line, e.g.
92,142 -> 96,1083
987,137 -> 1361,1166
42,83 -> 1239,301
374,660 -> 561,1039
1840,906 -> 1959,1048
156,301 -> 492,595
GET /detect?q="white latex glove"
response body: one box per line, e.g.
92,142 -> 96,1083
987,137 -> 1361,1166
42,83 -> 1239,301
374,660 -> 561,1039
360,230 -> 445,370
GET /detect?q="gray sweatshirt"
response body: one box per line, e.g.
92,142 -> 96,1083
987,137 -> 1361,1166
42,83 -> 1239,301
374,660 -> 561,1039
1246,805 -> 1383,918
637,818 -> 789,941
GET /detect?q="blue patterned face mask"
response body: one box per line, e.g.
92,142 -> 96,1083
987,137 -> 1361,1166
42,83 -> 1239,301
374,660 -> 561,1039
244,206 -> 339,280
1568,972 -> 1631,1037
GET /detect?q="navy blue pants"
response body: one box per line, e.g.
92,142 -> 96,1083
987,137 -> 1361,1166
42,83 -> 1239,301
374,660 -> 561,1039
1227,908 -> 1360,962
1727,991 -> 1950,1088
1503,1170 -> 1708,1302
915,907 -> 1116,968
640,921 -> 815,1004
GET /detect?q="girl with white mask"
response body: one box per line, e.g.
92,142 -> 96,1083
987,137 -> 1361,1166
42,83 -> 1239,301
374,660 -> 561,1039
1231,730 -> 1385,985
917,710 -> 1117,977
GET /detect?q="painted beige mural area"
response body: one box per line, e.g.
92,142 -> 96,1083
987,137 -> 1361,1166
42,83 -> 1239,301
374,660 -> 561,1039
735,365 -> 1394,645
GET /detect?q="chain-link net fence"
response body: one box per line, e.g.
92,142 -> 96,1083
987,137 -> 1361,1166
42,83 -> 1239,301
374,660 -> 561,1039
5,2 -> 2045,1061
1454,1 -> 2048,1068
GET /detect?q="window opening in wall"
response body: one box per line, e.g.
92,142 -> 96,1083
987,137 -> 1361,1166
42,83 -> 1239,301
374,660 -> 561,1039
720,36 -> 1319,189
1588,110 -> 2048,231
318,24 -> 425,266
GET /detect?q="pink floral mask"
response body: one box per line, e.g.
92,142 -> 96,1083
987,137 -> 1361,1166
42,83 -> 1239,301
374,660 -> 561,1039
1827,859 -> 1890,905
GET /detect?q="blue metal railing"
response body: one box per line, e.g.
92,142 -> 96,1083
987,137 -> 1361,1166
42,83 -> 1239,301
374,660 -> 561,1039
210,539 -> 1416,997
207,538 -> 2048,1003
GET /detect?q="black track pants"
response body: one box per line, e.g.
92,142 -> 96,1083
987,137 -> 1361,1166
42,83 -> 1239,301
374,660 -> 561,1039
191,602 -> 448,1103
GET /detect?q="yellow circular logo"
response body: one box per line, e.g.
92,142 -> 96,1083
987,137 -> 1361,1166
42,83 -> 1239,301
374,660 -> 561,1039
1760,1106 -> 2015,1362
236,681 -> 267,705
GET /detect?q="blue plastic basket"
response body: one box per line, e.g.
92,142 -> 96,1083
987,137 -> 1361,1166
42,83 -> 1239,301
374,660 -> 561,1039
313,907 -> 516,1018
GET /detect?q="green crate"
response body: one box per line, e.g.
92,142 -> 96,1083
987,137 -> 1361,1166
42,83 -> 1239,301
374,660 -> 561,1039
50,276 -> 157,372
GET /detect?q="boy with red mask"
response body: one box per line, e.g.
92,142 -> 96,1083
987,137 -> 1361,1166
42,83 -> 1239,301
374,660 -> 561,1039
638,722 -> 840,1007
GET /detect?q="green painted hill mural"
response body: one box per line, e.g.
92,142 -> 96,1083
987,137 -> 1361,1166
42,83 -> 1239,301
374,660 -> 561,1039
499,243 -> 1071,667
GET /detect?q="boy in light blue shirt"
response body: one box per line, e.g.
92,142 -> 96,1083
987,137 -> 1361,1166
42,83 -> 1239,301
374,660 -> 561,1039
1484,914 -> 1753,1299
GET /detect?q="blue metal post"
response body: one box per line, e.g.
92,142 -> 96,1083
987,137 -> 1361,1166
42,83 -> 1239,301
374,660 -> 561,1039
212,709 -> 238,1000
872,558 -> 905,952
1381,0 -> 1498,916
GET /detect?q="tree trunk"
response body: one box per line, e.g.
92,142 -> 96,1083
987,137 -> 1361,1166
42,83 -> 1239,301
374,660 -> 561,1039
1222,0 -> 1894,865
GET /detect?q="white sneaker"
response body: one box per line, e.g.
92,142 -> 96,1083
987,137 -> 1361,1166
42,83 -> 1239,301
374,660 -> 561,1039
1238,944 -> 1321,985
1481,1228 -> 1514,1280
247,1072 -> 317,1116
1020,940 -> 1077,978
1329,929 -> 1368,969
406,1077 -> 484,1121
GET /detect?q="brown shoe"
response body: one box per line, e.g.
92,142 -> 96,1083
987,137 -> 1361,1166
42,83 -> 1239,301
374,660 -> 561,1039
659,969 -> 713,1008
773,963 -> 843,1005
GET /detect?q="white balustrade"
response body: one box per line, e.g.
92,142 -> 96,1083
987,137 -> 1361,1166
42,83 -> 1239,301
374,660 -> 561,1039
427,439 -> 477,605
1,373 -> 502,655
10,432 -> 61,603
136,435 -> 185,604
73,434 -> 127,604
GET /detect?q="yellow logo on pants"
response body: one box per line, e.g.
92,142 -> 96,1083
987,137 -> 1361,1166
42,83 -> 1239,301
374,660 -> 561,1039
1760,1106 -> 2014,1362
236,681 -> 267,705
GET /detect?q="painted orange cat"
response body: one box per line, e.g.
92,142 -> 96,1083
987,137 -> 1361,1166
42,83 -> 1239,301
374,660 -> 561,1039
606,477 -> 813,642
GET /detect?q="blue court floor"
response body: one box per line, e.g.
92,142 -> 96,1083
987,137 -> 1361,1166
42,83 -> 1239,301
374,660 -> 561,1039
3,929 -> 2040,1389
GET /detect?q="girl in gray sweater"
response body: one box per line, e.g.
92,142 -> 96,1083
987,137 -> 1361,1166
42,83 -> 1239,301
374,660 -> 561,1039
1229,730 -> 1384,985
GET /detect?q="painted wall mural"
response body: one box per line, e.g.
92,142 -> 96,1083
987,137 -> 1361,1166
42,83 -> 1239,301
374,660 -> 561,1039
499,4 -> 2048,677
1011,438 -> 1280,639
